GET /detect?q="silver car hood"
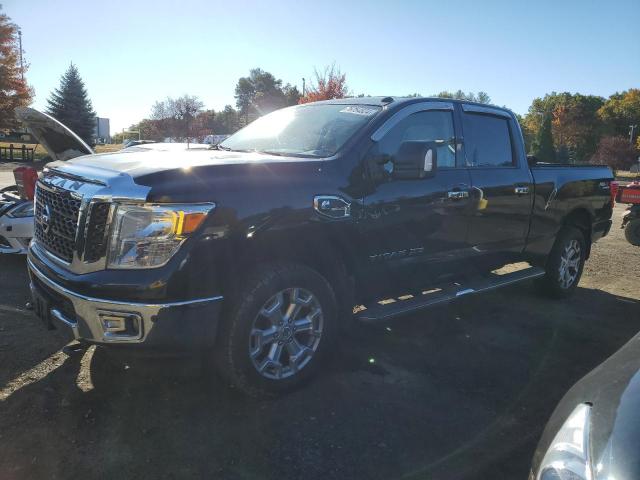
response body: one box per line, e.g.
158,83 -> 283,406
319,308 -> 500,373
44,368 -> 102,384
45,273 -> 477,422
15,107 -> 94,162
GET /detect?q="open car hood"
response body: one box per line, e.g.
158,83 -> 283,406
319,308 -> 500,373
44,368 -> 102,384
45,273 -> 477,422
15,107 -> 94,161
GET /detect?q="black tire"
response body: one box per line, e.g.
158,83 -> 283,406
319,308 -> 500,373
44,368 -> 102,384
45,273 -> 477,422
535,226 -> 586,298
215,263 -> 338,397
0,185 -> 18,194
624,219 -> 640,246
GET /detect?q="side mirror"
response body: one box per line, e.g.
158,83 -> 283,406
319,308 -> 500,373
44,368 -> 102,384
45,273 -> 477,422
393,141 -> 438,180
527,155 -> 538,167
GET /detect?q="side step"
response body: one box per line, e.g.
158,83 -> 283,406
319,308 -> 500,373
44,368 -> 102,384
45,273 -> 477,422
355,266 -> 545,322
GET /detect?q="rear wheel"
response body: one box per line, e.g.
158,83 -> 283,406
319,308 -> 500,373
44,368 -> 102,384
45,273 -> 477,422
215,263 -> 337,397
536,226 -> 586,298
624,219 -> 640,246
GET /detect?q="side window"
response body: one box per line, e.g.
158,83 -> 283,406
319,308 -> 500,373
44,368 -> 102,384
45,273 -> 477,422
370,110 -> 456,179
462,112 -> 514,167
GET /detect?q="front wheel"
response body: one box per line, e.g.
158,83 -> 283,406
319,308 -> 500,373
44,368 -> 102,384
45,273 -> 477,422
535,226 -> 586,298
624,219 -> 640,246
215,263 -> 337,397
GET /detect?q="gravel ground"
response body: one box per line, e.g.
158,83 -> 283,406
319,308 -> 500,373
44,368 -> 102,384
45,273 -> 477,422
0,204 -> 638,480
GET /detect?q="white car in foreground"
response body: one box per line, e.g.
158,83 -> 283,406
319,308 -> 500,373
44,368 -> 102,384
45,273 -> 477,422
0,186 -> 34,254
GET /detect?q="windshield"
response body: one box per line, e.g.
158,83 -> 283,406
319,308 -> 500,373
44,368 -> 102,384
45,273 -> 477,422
220,104 -> 381,157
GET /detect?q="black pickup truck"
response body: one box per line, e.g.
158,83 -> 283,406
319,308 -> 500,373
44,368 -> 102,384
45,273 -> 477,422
18,100 -> 614,395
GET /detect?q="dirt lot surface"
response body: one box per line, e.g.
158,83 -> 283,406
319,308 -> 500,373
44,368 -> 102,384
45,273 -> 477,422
0,205 -> 638,480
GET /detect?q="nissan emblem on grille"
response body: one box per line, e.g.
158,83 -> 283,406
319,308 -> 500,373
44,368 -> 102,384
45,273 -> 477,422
41,203 -> 51,234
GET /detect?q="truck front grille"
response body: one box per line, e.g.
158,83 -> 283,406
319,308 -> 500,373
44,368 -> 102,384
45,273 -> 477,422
83,202 -> 111,262
34,184 -> 82,262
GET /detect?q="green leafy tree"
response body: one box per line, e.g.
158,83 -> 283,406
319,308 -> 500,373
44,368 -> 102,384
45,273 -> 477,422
476,91 -> 491,104
136,118 -> 166,142
523,92 -> 604,162
282,84 -> 301,106
515,113 -> 534,152
235,68 -> 287,121
598,89 -> 640,138
213,105 -> 241,134
150,95 -> 204,140
532,112 -> 556,163
191,110 -> 216,138
0,5 -> 33,129
454,89 -> 468,101
551,93 -> 604,161
433,90 -> 491,104
46,63 -> 96,143
556,144 -> 570,164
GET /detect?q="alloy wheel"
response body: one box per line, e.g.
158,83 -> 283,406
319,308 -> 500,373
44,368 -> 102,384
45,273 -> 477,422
558,239 -> 581,289
249,287 -> 324,380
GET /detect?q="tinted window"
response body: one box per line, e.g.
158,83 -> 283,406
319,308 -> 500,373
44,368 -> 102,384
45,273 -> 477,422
462,113 -> 513,167
374,110 -> 456,176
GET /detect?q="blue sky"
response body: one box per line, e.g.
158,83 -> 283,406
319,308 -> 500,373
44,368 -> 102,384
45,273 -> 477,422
5,0 -> 639,134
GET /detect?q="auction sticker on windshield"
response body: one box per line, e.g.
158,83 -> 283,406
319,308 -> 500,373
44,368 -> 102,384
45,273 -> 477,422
340,106 -> 379,116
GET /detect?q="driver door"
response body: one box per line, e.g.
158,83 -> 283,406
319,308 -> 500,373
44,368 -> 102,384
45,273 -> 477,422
358,103 -> 473,299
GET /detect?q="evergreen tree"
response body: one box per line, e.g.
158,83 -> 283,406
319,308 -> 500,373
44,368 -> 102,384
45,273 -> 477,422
46,63 -> 96,143
532,112 -> 556,162
556,144 -> 570,164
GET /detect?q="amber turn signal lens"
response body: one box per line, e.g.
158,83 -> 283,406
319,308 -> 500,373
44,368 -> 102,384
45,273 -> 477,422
176,212 -> 207,235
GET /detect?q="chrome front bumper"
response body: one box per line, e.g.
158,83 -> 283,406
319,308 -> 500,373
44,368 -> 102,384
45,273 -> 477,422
28,258 -> 224,349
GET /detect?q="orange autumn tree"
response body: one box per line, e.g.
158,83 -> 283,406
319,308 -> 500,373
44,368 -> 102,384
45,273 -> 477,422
299,64 -> 349,104
0,5 -> 33,129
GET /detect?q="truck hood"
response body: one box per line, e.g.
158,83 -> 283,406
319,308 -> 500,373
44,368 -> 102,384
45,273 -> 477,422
15,107 -> 94,161
58,147 -> 322,179
40,144 -> 328,205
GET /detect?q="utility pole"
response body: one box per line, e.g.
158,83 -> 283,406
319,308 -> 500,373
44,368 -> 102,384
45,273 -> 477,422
630,124 -> 638,146
17,28 -> 24,82
302,78 -> 306,97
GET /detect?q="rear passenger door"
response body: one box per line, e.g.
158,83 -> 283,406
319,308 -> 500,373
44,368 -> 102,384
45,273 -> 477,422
459,104 -> 533,266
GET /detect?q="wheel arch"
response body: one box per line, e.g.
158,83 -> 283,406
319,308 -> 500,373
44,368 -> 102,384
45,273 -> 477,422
562,207 -> 593,258
224,227 -> 358,320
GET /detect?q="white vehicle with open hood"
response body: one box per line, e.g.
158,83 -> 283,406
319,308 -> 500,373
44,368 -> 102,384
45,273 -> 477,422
0,183 -> 35,254
0,109 -> 95,254
3,108 -> 206,255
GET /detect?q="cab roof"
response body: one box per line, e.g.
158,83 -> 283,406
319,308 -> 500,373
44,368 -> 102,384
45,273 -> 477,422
313,96 -> 513,116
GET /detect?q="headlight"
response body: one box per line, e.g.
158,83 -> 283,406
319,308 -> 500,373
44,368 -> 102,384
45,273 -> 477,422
107,203 -> 215,269
537,404 -> 592,480
6,201 -> 34,218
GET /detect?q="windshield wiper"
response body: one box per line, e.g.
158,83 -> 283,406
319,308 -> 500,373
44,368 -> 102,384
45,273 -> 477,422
210,144 -> 232,151
257,150 -> 290,157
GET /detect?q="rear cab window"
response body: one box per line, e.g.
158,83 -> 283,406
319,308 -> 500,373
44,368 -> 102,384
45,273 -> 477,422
461,111 -> 515,167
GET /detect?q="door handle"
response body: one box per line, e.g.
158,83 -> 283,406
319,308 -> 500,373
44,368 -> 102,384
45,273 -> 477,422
447,190 -> 469,200
514,186 -> 530,195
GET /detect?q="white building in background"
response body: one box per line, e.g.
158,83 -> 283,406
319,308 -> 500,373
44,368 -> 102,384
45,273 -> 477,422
93,117 -> 110,144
